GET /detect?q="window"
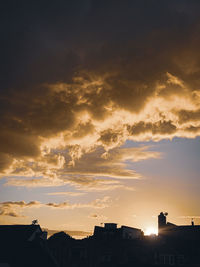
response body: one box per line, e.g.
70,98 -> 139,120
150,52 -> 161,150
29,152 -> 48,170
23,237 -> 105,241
169,255 -> 175,265
159,254 -> 175,265
177,255 -> 184,265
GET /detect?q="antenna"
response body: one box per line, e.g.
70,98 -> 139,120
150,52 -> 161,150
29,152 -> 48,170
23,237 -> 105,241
32,219 -> 38,225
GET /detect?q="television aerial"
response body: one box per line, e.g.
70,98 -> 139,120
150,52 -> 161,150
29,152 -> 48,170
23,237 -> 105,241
32,219 -> 38,225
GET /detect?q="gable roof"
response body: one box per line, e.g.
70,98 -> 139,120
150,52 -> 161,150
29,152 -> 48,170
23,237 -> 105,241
0,225 -> 58,267
0,224 -> 43,246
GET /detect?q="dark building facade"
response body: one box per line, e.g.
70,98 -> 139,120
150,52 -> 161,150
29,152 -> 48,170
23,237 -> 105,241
93,223 -> 143,240
156,212 -> 200,266
0,224 -> 58,267
2,212 -> 200,267
158,211 -> 200,240
48,213 -> 200,267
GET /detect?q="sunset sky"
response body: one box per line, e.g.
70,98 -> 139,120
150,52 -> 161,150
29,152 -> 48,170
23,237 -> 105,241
0,0 -> 200,237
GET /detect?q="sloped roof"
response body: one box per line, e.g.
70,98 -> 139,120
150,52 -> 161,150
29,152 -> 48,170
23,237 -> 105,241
0,224 -> 42,246
0,225 -> 58,267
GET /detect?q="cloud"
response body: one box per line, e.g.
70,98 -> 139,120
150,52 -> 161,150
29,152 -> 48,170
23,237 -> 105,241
3,145 -> 159,190
89,213 -> 108,220
176,109 -> 200,124
5,177 -> 66,188
0,210 -> 21,218
46,196 -> 110,209
66,178 -> 135,192
62,146 -> 160,180
127,120 -> 177,140
0,0 -> 200,189
0,197 -> 111,217
98,128 -> 125,149
46,192 -> 86,197
0,201 -> 40,217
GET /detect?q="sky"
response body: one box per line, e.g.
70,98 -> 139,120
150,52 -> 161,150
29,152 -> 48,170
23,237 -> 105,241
0,0 -> 200,237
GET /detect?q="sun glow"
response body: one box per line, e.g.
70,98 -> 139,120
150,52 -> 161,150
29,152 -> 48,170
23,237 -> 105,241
144,227 -> 158,236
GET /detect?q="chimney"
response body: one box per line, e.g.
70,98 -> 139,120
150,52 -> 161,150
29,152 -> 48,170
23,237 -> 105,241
158,212 -> 167,234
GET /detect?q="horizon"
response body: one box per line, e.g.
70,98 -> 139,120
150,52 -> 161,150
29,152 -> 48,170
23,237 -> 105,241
1,210 -> 199,239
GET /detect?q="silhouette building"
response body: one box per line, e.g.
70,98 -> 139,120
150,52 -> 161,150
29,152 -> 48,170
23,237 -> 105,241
158,212 -> 200,240
1,212 -> 200,267
0,224 -> 58,267
94,222 -> 143,240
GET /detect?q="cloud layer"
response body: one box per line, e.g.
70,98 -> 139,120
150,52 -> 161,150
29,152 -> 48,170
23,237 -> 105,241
0,197 -> 111,218
1,0 -> 200,189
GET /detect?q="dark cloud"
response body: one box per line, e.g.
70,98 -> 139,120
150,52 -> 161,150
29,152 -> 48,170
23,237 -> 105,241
177,109 -> 200,124
0,153 -> 13,172
72,121 -> 95,139
2,0 -> 200,92
127,120 -> 177,137
98,129 -> 124,148
0,0 -> 200,183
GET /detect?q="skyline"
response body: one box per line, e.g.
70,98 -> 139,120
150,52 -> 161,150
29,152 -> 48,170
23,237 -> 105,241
0,0 -> 200,236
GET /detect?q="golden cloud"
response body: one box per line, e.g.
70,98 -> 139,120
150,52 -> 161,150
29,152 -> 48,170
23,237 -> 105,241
0,197 -> 111,218
1,1 -> 200,189
0,201 -> 40,217
3,145 -> 160,191
46,191 -> 86,196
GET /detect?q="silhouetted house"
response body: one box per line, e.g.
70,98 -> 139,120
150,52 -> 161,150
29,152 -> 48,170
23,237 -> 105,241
48,231 -> 89,267
120,225 -> 143,239
48,231 -> 76,267
93,223 -> 143,240
8,213 -> 199,267
0,224 -> 58,267
155,212 -> 200,266
158,212 -> 200,240
154,242 -> 186,266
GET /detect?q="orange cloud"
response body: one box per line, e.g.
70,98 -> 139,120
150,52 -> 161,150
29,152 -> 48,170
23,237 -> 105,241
1,1 -> 200,189
3,145 -> 159,191
0,197 -> 111,218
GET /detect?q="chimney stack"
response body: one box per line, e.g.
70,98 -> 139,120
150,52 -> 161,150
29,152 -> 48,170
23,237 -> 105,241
158,212 -> 167,234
